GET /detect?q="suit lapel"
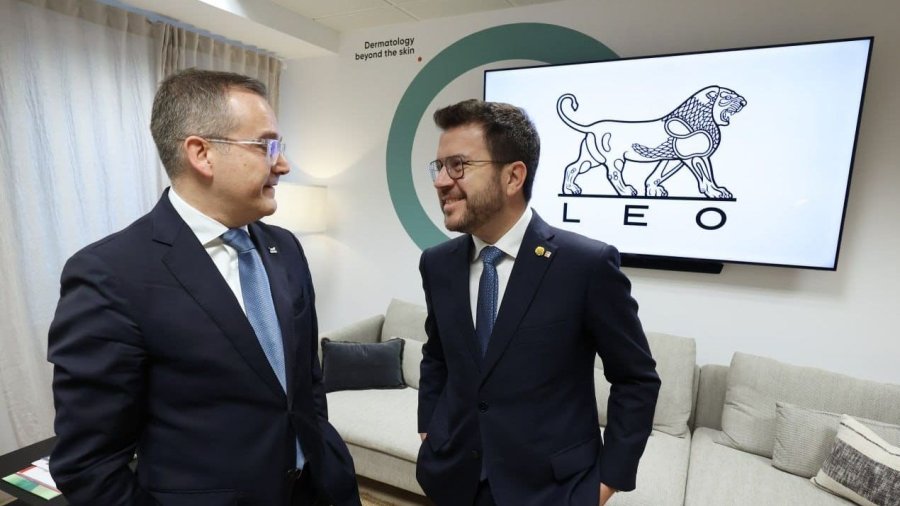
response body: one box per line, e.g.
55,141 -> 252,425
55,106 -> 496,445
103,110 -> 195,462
444,236 -> 481,369
481,213 -> 556,381
249,222 -> 302,404
152,194 -> 286,399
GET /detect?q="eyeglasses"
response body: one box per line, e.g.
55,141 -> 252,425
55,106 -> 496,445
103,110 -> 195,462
426,155 -> 513,182
206,137 -> 285,168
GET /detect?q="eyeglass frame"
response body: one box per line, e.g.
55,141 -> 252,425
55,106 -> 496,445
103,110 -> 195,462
426,154 -> 515,182
203,137 -> 286,168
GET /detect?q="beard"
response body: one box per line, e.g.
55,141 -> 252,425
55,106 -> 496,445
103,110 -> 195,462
442,173 -> 505,235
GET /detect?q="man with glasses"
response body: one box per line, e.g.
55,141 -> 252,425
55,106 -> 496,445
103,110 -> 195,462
416,99 -> 660,506
48,69 -> 360,506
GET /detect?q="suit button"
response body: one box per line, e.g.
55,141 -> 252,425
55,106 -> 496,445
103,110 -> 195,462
478,401 -> 488,413
471,450 -> 481,460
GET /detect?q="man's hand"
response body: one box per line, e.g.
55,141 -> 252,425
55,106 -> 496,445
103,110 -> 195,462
599,483 -> 617,505
419,433 -> 427,442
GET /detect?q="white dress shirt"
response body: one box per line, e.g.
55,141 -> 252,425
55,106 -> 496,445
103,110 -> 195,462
469,207 -> 534,326
168,189 -> 248,314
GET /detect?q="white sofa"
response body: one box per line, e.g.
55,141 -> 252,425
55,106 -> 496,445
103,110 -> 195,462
320,299 -> 900,505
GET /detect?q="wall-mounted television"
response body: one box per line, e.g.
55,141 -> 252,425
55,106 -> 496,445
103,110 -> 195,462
484,37 -> 872,272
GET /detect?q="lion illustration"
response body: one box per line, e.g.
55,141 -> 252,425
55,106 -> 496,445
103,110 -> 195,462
556,86 -> 746,198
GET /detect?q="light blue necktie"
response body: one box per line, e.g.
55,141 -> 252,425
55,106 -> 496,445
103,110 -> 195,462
221,228 -> 305,468
475,246 -> 504,358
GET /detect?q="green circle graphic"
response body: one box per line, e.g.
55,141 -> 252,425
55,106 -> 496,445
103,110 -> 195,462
386,23 -> 617,250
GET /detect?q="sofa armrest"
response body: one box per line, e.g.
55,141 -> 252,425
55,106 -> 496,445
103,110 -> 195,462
318,314 -> 386,361
693,364 -> 729,431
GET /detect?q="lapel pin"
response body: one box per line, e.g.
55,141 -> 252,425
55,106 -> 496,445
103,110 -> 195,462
544,250 -> 552,258
268,246 -> 278,254
534,246 -> 545,257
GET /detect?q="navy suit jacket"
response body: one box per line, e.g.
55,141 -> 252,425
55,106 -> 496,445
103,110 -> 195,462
48,191 -> 360,506
416,212 -> 660,506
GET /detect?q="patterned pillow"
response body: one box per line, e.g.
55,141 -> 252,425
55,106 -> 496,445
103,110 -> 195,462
811,415 -> 900,506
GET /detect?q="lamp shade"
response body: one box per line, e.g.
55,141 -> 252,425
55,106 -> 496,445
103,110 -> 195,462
263,183 -> 327,234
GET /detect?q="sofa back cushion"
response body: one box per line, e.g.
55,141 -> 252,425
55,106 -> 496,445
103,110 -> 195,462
720,352 -> 900,458
595,331 -> 696,437
382,298 -> 428,343
401,338 -> 424,389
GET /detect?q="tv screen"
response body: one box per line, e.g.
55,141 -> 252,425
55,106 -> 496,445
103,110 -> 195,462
483,37 -> 872,271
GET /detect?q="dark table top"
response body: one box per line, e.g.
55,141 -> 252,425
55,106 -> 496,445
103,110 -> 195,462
0,437 -> 66,505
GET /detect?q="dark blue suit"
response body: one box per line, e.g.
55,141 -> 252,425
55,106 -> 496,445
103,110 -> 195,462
48,191 -> 360,506
417,212 -> 660,506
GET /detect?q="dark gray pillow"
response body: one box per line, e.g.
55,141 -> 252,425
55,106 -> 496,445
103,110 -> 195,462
321,338 -> 405,393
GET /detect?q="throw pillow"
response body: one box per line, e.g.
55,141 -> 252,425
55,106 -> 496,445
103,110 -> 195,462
400,337 -> 424,389
773,402 -> 900,478
811,415 -> 900,506
321,338 -> 405,393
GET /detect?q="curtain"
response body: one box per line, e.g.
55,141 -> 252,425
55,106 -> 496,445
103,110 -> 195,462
157,25 -> 282,110
0,0 -> 283,454
0,0 -> 160,454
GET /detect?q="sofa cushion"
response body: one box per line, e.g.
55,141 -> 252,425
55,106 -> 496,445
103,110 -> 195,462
326,388 -> 422,463
684,427 -> 850,506
381,299 -> 427,343
400,338 -> 423,389
611,431 -> 691,506
594,332 -> 695,437
773,402 -> 900,478
321,338 -> 405,393
811,415 -> 900,506
719,352 -> 900,458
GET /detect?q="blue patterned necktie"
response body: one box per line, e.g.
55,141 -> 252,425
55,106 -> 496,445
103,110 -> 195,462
221,229 -> 305,467
475,246 -> 504,357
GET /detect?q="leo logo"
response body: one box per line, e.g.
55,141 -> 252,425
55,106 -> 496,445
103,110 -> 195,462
557,86 -> 747,199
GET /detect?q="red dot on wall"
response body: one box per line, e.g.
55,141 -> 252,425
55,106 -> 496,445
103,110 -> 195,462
418,56 -> 422,62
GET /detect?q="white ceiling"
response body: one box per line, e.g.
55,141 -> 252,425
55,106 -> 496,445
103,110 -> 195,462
116,0 -> 566,59
271,0 -> 567,32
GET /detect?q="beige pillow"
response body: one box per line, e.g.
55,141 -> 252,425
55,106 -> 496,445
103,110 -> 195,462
772,402 -> 900,478
811,415 -> 900,506
400,337 -> 424,389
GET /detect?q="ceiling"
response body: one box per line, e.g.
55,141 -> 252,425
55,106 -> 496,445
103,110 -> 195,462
114,0 -> 567,59
271,0 -> 567,32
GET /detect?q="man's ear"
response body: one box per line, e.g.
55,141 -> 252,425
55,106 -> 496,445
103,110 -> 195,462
183,136 -> 214,178
505,161 -> 527,197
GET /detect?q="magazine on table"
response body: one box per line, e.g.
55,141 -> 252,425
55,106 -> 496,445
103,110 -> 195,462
2,455 -> 62,500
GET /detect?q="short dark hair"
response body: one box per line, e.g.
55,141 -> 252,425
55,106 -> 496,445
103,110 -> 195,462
150,68 -> 268,178
433,99 -> 540,202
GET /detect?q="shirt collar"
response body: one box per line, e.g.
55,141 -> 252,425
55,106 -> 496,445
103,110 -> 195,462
472,207 -> 533,263
168,188 -> 246,246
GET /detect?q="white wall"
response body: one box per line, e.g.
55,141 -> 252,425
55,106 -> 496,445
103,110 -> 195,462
278,0 -> 900,384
